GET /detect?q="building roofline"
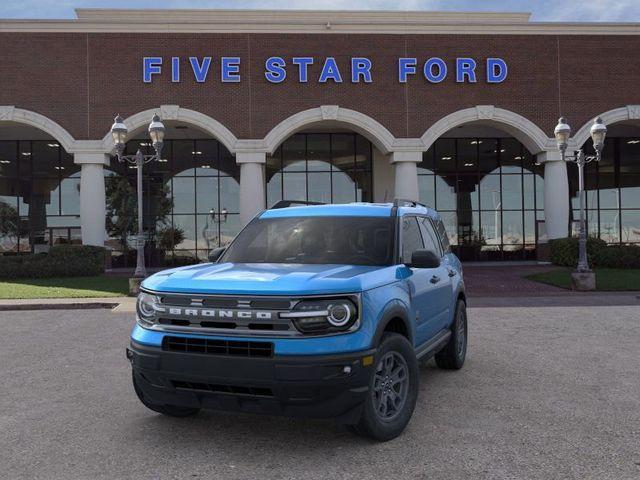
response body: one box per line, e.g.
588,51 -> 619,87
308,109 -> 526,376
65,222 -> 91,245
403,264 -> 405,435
0,8 -> 639,35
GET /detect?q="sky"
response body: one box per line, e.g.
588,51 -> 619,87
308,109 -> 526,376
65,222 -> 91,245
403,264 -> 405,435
1,0 -> 640,22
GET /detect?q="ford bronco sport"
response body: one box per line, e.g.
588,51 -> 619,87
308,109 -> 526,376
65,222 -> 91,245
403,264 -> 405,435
127,200 -> 467,441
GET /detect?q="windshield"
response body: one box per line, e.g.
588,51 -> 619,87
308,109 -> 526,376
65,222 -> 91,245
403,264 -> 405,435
220,216 -> 395,266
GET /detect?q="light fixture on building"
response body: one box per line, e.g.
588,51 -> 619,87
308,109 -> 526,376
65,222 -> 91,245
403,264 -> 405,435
21,152 -> 31,156
110,112 -> 166,278
627,139 -> 640,144
441,156 -> 453,160
200,164 -> 211,169
54,166 -> 65,170
0,160 -> 10,164
470,140 -> 483,145
464,163 -> 474,167
553,116 -> 607,280
47,143 -> 59,148
192,151 -> 203,155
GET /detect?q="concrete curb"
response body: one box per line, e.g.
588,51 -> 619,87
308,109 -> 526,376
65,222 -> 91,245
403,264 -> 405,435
0,302 -> 121,311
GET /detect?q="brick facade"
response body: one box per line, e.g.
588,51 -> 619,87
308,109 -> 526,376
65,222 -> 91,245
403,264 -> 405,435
1,31 -> 639,142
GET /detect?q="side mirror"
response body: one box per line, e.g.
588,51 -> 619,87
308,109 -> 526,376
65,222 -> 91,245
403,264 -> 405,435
208,247 -> 226,263
406,249 -> 440,269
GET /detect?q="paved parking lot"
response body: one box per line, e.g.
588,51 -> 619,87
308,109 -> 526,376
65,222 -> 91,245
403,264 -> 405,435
1,305 -> 639,480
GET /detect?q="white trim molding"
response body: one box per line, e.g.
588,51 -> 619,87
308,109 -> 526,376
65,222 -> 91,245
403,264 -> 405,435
0,106 -> 76,153
571,105 -> 640,149
263,106 -> 397,155
100,105 -> 239,154
421,105 -> 553,154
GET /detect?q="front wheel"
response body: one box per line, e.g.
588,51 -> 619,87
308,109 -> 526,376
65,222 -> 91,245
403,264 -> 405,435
350,333 -> 419,441
132,372 -> 200,418
435,299 -> 467,370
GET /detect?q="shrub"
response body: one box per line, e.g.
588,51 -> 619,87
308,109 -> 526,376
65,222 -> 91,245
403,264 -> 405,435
593,245 -> 640,269
550,237 -> 640,269
549,237 -> 607,267
0,245 -> 106,279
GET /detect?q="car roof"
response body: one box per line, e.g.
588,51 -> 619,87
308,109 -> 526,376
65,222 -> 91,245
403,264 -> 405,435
259,202 -> 441,220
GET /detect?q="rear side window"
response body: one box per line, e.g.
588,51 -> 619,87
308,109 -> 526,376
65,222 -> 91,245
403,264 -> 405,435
435,219 -> 451,253
401,217 -> 424,264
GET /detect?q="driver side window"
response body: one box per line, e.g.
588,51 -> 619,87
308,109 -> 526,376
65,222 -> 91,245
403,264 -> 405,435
401,217 -> 424,264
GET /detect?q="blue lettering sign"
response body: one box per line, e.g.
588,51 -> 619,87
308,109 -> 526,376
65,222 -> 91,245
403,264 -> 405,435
319,57 -> 343,83
292,57 -> 314,82
487,58 -> 508,83
424,57 -> 447,83
265,57 -> 287,83
456,58 -> 477,83
171,57 -> 180,83
398,58 -> 417,83
221,57 -> 241,82
189,57 -> 211,83
351,58 -> 372,83
143,57 -> 162,83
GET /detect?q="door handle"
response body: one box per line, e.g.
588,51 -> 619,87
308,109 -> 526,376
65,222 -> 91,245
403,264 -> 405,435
430,275 -> 441,284
448,269 -> 457,277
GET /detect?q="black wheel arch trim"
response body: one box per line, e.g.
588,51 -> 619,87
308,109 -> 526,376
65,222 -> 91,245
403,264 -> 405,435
371,304 -> 414,347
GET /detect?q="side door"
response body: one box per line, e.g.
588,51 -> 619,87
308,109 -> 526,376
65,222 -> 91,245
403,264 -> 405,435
418,216 -> 453,332
400,216 -> 441,346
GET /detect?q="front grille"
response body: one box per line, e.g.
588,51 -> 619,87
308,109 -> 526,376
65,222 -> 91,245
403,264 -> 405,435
171,380 -> 274,397
162,336 -> 274,357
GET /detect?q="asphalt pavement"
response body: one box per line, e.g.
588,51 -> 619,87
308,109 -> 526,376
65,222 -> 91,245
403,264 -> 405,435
1,305 -> 639,480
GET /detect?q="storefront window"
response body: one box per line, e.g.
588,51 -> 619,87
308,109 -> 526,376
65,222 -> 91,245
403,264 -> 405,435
0,140 -> 80,254
106,138 -> 239,266
266,133 -> 373,206
419,137 -> 544,260
569,137 -> 640,244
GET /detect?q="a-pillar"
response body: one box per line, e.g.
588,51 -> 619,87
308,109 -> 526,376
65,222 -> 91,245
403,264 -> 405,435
391,151 -> 422,202
237,151 -> 266,225
538,151 -> 569,239
75,152 -> 109,246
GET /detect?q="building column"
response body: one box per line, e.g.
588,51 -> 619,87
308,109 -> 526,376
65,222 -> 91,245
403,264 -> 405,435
237,151 -> 266,225
538,151 -> 569,239
75,152 -> 109,246
391,151 -> 421,202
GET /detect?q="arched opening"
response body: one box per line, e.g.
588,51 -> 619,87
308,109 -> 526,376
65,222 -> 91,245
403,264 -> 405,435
106,121 -> 240,268
572,120 -> 640,245
263,107 -> 396,207
419,123 -> 545,261
265,127 -> 377,207
0,122 -> 80,254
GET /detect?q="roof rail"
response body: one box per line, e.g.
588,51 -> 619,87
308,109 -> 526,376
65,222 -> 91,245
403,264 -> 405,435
393,198 -> 429,209
270,200 -> 325,209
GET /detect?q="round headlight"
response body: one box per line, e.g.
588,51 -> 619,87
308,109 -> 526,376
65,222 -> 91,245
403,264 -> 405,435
136,292 -> 158,322
327,303 -> 354,327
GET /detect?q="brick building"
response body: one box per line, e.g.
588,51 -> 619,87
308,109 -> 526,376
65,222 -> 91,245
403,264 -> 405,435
1,9 -> 639,264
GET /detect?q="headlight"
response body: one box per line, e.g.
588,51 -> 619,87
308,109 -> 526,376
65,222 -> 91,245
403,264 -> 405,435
136,292 -> 161,325
282,298 -> 358,334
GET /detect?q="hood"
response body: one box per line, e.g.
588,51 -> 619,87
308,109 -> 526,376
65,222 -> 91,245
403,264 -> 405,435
142,262 -> 396,296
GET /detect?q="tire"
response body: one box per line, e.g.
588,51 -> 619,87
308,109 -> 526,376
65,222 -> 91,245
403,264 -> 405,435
132,371 -> 200,418
435,299 -> 467,370
351,333 -> 419,441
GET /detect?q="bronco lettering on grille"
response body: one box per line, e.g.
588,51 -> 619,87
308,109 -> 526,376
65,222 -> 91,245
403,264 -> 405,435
167,308 -> 273,320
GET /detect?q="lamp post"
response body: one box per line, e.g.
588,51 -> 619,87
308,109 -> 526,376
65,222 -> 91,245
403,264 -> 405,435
110,114 -> 165,278
553,116 -> 607,281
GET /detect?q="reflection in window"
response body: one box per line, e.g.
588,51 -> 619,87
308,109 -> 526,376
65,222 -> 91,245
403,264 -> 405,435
266,133 -> 373,206
0,140 -> 80,254
107,139 -> 240,265
569,137 -> 640,244
419,138 -> 544,260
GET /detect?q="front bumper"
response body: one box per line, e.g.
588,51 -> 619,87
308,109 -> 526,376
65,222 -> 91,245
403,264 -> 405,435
128,341 -> 376,423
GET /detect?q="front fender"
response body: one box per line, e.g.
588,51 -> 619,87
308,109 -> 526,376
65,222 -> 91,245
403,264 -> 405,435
362,283 -> 414,348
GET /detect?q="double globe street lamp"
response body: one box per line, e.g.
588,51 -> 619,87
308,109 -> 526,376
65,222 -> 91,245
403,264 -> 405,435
553,116 -> 607,288
110,114 -> 166,278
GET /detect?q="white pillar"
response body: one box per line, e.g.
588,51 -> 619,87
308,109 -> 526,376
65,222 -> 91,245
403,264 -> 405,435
391,151 -> 421,202
539,151 -> 569,239
75,153 -> 109,246
237,151 -> 266,225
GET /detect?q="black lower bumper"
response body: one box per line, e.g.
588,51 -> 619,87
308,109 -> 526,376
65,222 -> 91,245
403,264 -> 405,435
128,341 -> 376,423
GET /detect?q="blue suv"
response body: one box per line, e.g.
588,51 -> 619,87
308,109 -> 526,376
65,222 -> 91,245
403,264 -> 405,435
128,200 -> 467,440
